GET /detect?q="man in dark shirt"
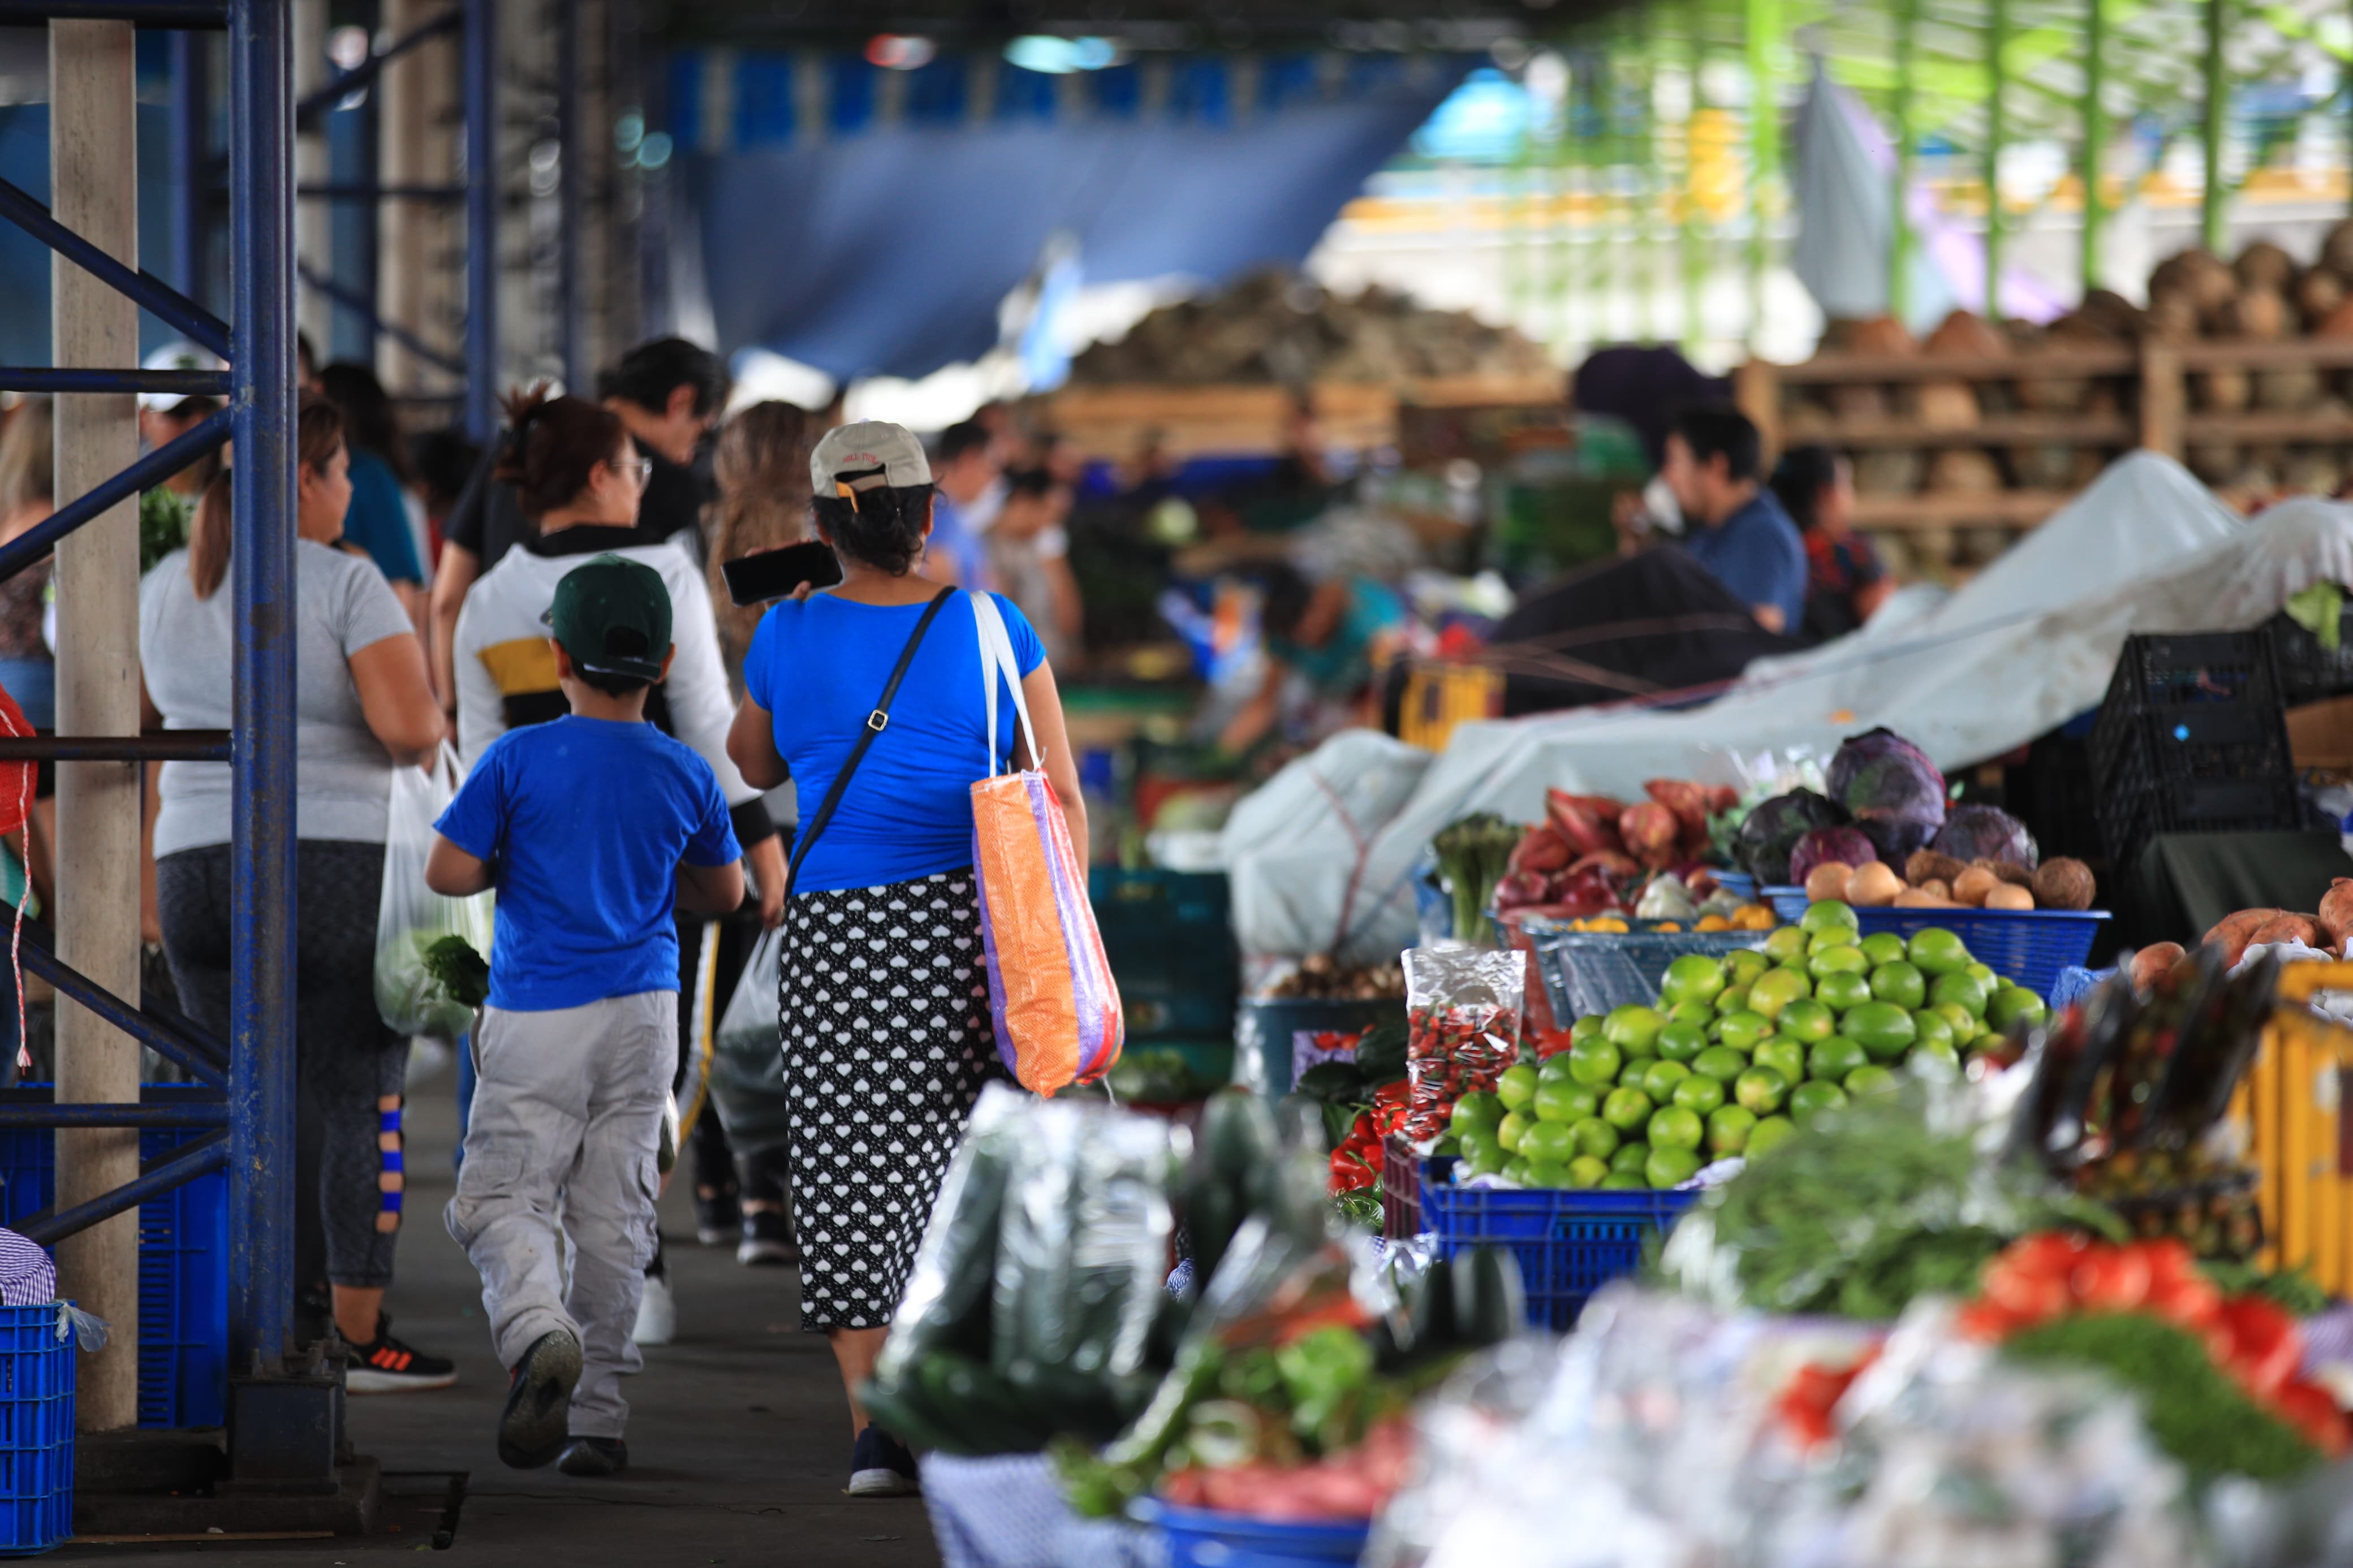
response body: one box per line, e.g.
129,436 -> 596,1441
1660,405 -> 1807,635
430,338 -> 726,705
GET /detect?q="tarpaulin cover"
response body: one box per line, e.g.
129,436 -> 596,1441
1226,453 -> 2353,962
664,50 -> 1471,381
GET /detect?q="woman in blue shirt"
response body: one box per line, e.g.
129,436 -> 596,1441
725,420 -> 1085,1498
319,363 -> 427,599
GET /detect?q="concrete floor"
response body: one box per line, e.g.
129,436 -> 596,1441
57,1061 -> 944,1568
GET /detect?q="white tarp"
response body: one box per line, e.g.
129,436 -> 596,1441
1225,453 -> 2353,962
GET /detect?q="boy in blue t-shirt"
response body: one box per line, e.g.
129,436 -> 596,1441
427,555 -> 744,1479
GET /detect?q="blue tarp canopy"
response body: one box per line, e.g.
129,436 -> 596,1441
663,50 -> 1471,382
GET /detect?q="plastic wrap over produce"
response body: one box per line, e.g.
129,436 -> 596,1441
1370,1285 -> 2205,1568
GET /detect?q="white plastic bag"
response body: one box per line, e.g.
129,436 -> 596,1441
708,926 -> 792,1157
374,745 -> 493,1038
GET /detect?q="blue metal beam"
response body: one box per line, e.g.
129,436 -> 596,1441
0,732 -> 231,762
0,407 -> 230,590
0,0 -> 224,22
18,1133 -> 229,1248
296,184 -> 464,202
0,1104 -> 225,1129
293,7 -> 460,126
171,31 -> 208,312
0,369 -> 228,397
228,0 -> 298,1370
0,898 -> 230,1086
463,0 -> 496,438
557,0 -> 583,394
294,262 -> 467,377
0,178 -> 231,360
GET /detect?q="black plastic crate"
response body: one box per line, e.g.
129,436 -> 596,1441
2089,630 -> 2301,869
2268,606 -> 2353,709
1087,868 -> 1236,1040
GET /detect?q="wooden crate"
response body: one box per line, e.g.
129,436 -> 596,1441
1045,374 -> 1564,460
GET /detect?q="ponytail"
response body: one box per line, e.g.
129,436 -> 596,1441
186,394 -> 346,601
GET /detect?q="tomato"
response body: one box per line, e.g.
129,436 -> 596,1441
1955,1299 -> 2026,1341
2144,1273 -> 2223,1332
2069,1246 -> 2152,1313
2130,1238 -> 2196,1286
2269,1380 -> 2351,1456
2216,1297 -> 2302,1397
2000,1231 -> 2090,1282
1981,1258 -> 2069,1325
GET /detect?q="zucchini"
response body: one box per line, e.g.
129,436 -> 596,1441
1410,1255 -> 1458,1351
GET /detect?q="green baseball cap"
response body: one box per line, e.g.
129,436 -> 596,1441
544,554 -> 671,683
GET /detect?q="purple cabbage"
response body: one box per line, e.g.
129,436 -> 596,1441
1860,815 -> 1941,867
1735,788 -> 1848,885
1930,804 -> 2040,869
1827,727 -> 1948,834
1789,826 -> 1879,886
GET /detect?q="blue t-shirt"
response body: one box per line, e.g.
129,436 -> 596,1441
1683,490 -> 1807,634
927,491 -> 989,588
340,449 -> 425,585
743,591 -> 1045,894
434,715 -> 743,1012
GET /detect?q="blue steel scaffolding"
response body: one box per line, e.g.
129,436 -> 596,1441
0,0 -> 305,1405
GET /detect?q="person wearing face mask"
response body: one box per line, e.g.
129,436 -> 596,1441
140,394 -> 454,1392
449,387 -> 785,1353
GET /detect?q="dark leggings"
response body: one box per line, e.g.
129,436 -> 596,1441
156,840 -> 407,1290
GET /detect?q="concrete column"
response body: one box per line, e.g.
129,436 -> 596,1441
48,16 -> 143,1434
294,0 -> 330,362
378,0 -> 453,392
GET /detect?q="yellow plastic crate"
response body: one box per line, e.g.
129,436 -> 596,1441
1397,662 -> 1501,753
2249,963 -> 2353,1291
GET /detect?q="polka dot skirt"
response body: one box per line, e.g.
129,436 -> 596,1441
779,869 -> 1003,1332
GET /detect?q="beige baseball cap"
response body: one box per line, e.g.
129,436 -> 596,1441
809,420 -> 932,494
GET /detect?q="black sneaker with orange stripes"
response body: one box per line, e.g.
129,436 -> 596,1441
344,1316 -> 459,1394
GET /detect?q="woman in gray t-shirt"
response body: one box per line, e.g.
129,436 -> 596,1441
139,395 -> 454,1392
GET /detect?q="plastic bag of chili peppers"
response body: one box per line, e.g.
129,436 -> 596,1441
1400,945 -> 1525,1145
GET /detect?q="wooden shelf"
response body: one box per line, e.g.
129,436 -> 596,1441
2174,339 -> 2353,372
2178,411 -> 2353,442
1771,348 -> 2139,384
1046,375 -> 1562,459
1786,412 -> 2137,448
1848,490 -> 2075,529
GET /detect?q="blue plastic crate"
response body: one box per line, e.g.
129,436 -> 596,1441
0,1304 -> 74,1556
1517,919 -> 1765,1026
0,1092 -> 225,1430
1089,869 -> 1238,1040
1419,1159 -> 1700,1332
1714,871 -> 1759,901
1761,890 -> 2108,1003
1137,1499 -> 1371,1567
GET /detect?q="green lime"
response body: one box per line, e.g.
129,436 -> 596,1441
1566,1155 -> 1609,1189
1988,987 -> 2047,1030
1752,1038 -> 1806,1086
1746,966 -> 1810,1020
1908,1035 -> 1962,1072
1814,971 -> 1872,1012
1570,1116 -> 1621,1160
1777,997 -> 1837,1043
1524,1159 -> 1572,1189
1845,1063 -> 1899,1097
1693,1045 -> 1750,1083
1654,1021 -> 1708,1064
1868,960 -> 1927,1010
1459,1130 -> 1506,1175
1858,931 -> 1908,966
1906,927 -> 1971,975
1788,1080 -> 1850,1122
1658,953 -> 1729,1008
1909,1008 -> 1955,1051
1800,900 -> 1860,938
1726,949 -> 1770,984
1842,1000 -> 1919,1060
1929,970 -> 1991,1020
1646,1144 -> 1704,1189
1609,1140 -> 1652,1176
1600,1172 -> 1648,1190
1566,1038 -> 1623,1087
1747,1115 -> 1799,1159
1601,1085 -> 1654,1131
1537,1050 -> 1580,1083
1619,1055 -> 1653,1087
1497,1062 -> 1539,1113
1520,1120 -> 1576,1166
1734,1065 -> 1789,1115
1713,986 -> 1752,1018
1673,1073 -> 1726,1115
1450,1090 -> 1504,1134
1965,962 -> 1997,988
1667,1000 -> 1714,1030
1716,1010 -> 1772,1053
1933,1001 -> 1977,1038
1764,925 -> 1812,964
1496,1111 -> 1532,1152
1808,1036 -> 1868,1081
1603,1005 -> 1665,1056
1502,1156 -> 1535,1186
1570,1014 -> 1605,1043
1641,1059 -> 1693,1102
1807,943 -> 1869,979
1970,1031 -> 2007,1057
1532,1079 -> 1594,1124
1707,1103 -> 1758,1154
1647,1104 -> 1705,1153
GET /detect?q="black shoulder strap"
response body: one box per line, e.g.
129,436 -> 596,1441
783,586 -> 956,897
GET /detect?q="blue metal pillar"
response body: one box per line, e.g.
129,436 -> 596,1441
462,0 -> 495,437
226,0 -> 298,1371
170,29 -> 206,308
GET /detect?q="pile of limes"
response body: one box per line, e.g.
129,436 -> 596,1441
1443,899 -> 2048,1190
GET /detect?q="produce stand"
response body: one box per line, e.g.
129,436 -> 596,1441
1760,891 -> 2106,1001
1418,1157 -> 1700,1331
1046,375 -> 1565,461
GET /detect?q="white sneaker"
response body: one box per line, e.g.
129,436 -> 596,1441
632,1273 -> 676,1346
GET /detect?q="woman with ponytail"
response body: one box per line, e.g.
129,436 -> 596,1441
139,394 -> 454,1390
724,421 -> 1086,1497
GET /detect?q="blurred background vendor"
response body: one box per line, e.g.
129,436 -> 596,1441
1658,405 -> 1805,636
1769,443 -> 1892,642
1218,562 -> 1406,754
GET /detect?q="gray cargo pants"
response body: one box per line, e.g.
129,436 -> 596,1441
445,990 -> 674,1440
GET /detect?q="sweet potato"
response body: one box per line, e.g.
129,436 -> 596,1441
1619,802 -> 1682,870
2247,913 -> 2324,951
1643,779 -> 1713,844
1544,790 -> 1624,858
1509,827 -> 1572,875
2204,908 -> 2285,969
2130,941 -> 2186,993
2320,878 -> 2353,954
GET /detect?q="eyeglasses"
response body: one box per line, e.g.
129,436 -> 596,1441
618,456 -> 653,486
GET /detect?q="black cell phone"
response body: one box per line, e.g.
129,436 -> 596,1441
722,541 -> 843,607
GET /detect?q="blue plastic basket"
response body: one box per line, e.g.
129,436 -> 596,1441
1419,1159 -> 1700,1332
0,1304 -> 74,1556
1761,890 -> 2108,1003
1714,871 -> 1759,901
1139,1499 -> 1371,1567
0,1091 -> 226,1429
1518,919 -> 1765,1027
